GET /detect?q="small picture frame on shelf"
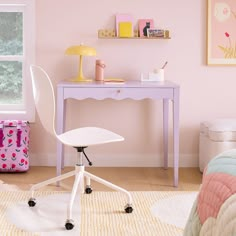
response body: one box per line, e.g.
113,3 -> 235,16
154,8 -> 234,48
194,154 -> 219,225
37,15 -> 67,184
138,19 -> 154,37
147,29 -> 165,38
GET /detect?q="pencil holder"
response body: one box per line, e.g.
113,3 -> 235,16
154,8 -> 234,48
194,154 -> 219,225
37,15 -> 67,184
149,69 -> 164,81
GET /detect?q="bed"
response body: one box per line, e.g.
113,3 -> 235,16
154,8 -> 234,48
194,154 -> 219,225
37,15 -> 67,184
184,149 -> 236,236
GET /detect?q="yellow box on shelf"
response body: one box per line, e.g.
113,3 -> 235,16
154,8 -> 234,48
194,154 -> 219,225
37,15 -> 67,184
118,22 -> 133,38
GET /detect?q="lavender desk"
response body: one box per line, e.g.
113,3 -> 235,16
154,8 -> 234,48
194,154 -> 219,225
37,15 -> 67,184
57,80 -> 180,187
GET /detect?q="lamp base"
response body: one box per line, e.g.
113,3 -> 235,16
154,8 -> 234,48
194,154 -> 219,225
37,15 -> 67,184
69,77 -> 92,82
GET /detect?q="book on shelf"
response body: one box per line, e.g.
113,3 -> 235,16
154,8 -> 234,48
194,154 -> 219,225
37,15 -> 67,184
119,22 -> 133,37
116,13 -> 134,37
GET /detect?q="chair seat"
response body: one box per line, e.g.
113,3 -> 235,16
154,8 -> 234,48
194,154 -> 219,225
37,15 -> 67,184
57,127 -> 124,147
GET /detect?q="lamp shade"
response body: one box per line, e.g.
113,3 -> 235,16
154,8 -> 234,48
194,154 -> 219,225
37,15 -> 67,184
65,45 -> 96,56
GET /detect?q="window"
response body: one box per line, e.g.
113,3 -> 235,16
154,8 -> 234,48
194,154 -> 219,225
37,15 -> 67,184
0,0 -> 35,121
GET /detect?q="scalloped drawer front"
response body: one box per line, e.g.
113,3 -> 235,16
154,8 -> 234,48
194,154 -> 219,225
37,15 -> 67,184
63,88 -> 173,100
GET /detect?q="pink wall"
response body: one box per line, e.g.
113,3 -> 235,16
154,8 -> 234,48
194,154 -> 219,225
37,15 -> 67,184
30,0 -> 236,167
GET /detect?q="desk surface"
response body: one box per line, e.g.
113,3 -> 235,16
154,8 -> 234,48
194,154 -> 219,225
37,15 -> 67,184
57,80 -> 179,88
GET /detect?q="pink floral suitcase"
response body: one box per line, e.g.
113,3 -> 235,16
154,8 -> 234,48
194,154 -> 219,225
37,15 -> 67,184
0,120 -> 30,172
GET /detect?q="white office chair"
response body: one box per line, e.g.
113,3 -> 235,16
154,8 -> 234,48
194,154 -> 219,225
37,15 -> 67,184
28,65 -> 133,230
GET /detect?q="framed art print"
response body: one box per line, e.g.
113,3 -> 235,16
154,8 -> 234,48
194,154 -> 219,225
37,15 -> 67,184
147,29 -> 164,38
138,19 -> 154,37
207,0 -> 236,65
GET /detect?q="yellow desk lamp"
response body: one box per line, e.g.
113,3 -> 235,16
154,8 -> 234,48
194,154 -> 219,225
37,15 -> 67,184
65,44 -> 96,82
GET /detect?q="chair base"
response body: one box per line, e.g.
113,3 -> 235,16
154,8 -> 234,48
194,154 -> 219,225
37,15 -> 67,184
28,164 -> 133,230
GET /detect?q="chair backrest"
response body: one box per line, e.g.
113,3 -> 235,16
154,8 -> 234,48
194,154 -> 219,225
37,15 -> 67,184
30,65 -> 57,137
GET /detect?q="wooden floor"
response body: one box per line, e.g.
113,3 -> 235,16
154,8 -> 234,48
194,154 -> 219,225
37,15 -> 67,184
0,167 -> 202,192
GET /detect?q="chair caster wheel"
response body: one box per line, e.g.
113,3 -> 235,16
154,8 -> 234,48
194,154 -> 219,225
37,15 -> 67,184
125,204 -> 133,213
85,187 -> 92,194
65,219 -> 74,230
28,198 -> 36,207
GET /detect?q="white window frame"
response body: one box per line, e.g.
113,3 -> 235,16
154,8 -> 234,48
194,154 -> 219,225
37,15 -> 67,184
0,0 -> 35,122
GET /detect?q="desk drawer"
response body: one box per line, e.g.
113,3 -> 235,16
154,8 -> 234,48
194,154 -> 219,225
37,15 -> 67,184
63,87 -> 174,100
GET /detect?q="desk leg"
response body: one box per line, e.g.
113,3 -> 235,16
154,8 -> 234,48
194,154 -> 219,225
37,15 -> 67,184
163,99 -> 169,169
173,87 -> 180,187
57,87 -> 65,179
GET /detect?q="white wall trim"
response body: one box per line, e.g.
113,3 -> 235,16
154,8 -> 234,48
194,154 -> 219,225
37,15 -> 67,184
30,153 -> 199,167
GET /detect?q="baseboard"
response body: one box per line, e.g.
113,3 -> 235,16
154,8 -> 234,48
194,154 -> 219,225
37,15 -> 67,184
29,153 -> 199,167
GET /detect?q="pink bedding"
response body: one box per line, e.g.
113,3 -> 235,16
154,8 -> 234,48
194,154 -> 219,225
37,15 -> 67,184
184,149 -> 236,236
